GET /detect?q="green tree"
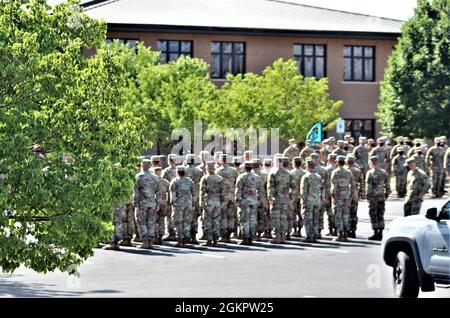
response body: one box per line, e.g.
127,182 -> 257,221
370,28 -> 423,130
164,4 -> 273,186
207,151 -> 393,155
0,0 -> 149,273
377,0 -> 450,138
203,59 -> 342,144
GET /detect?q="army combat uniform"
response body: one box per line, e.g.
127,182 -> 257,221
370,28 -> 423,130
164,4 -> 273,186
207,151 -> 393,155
290,158 -> 305,237
300,160 -> 323,241
185,154 -> 204,243
404,158 -> 431,217
199,162 -> 225,245
392,148 -> 407,198
426,139 -> 445,197
170,166 -> 197,247
346,156 -> 364,238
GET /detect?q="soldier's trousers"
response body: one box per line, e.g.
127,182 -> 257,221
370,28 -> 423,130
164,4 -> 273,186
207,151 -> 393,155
291,200 -> 303,231
333,198 -> 350,233
394,174 -> 406,197
220,199 -> 236,236
404,198 -> 422,217
271,202 -> 289,236
175,205 -> 193,240
368,198 -> 385,230
257,201 -> 269,234
136,206 -> 157,241
190,201 -> 200,236
121,203 -> 135,239
349,199 -> 358,231
302,201 -> 320,238
109,203 -> 126,243
321,197 -> 334,230
156,204 -> 174,237
203,201 -> 221,241
239,204 -> 257,239
431,169 -> 444,196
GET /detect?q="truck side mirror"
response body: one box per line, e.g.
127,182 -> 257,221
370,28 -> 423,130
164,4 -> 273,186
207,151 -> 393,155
426,208 -> 438,221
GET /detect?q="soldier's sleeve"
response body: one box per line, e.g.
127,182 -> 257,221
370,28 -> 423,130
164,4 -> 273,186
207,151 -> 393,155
235,176 -> 242,203
390,147 -> 396,160
384,171 -> 391,197
133,177 -> 140,207
169,180 -> 177,205
358,172 -> 364,197
289,173 -> 296,201
256,176 -> 263,204
199,176 -> 206,208
330,171 -> 337,197
420,172 -> 431,198
425,148 -> 432,165
300,174 -> 308,204
155,178 -> 161,206
191,179 -> 197,204
391,157 -> 396,173
268,173 -> 276,201
220,178 -> 225,204
365,171 -> 373,199
349,172 -> 356,200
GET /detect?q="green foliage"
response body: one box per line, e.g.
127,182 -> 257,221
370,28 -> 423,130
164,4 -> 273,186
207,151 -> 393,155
0,0 -> 149,273
203,59 -> 342,143
377,0 -> 450,138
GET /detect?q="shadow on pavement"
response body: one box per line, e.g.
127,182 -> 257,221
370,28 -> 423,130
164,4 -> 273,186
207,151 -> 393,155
0,280 -> 85,297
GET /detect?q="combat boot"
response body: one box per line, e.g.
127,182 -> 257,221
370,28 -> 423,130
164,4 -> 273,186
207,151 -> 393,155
255,233 -> 261,241
286,232 -> 291,241
102,241 -> 120,250
204,240 -> 212,247
333,232 -> 344,242
342,231 -> 348,242
240,238 -> 249,245
326,228 -> 333,236
133,235 -> 143,243
154,235 -> 163,245
175,239 -> 183,248
212,239 -> 218,247
163,232 -> 177,242
316,231 -> 322,239
292,230 -> 299,237
304,236 -> 314,243
377,229 -> 383,241
332,229 -> 338,237
219,235 -> 228,243
118,238 -> 132,247
280,233 -> 286,243
139,239 -> 151,249
271,234 -> 281,244
368,230 -> 378,241
226,233 -> 232,243
298,228 -> 303,238
263,231 -> 272,239
191,234 -> 199,245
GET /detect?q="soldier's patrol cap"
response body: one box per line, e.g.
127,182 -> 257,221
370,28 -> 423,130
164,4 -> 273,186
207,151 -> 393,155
310,153 -> 319,159
150,155 -> 160,162
403,137 -> 410,142
328,153 -> 337,161
337,155 -> 346,163
244,150 -> 253,157
167,154 -> 177,161
337,140 -> 344,145
434,137 -> 441,142
293,157 -> 302,164
396,136 -> 404,141
396,146 -> 404,153
344,134 -> 351,139
440,136 -> 447,140
329,137 -> 336,141
153,166 -> 162,172
369,156 -> 379,163
199,150 -> 210,158
406,157 -> 416,164
186,154 -> 195,163
252,158 -> 261,165
142,159 -> 151,164
306,159 -> 315,169
289,139 -> 296,144
368,138 -> 375,143
176,165 -> 186,172
359,136 -> 367,140
244,161 -> 253,168
263,158 -> 272,166
377,137 -> 385,143
233,156 -> 243,164
281,157 -> 290,164
346,154 -> 356,161
206,161 -> 215,168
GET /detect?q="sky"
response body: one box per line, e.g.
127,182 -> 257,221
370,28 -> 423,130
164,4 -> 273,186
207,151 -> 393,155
47,0 -> 418,21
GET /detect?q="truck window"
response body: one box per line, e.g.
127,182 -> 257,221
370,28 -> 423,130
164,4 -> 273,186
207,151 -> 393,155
441,201 -> 450,220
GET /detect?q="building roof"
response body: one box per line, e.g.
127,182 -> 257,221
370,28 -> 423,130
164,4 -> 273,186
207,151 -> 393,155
83,0 -> 403,36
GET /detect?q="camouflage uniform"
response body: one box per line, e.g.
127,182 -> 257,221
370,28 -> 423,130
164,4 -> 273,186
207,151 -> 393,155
346,159 -> 364,234
133,168 -> 160,242
253,160 -> 270,236
185,155 -> 204,240
324,156 -> 337,233
216,158 -> 239,238
199,165 -> 224,242
392,150 -> 407,198
155,174 -> 171,238
299,146 -> 314,167
445,147 -> 450,177
330,160 -> 355,236
235,163 -> 263,242
290,161 -> 305,235
283,140 -> 300,164
365,164 -> 391,231
413,152 -> 427,175
300,165 -> 323,240
369,141 -> 389,170
404,164 -> 430,216
332,141 -> 347,157
268,159 -> 296,240
122,201 -> 135,240
426,140 -> 445,197
312,156 -> 328,233
353,142 -> 369,180
170,167 -> 197,243
108,203 -> 126,243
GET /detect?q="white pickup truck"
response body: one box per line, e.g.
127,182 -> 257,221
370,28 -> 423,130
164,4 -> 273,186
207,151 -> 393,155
381,200 -> 450,298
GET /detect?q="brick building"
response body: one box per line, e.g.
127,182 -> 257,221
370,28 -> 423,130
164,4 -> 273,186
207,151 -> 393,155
83,0 -> 403,139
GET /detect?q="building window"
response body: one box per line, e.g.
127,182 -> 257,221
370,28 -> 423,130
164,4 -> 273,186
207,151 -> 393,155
106,38 -> 138,48
157,40 -> 193,64
293,44 -> 326,79
211,41 -> 245,79
343,46 -> 375,82
344,119 -> 375,139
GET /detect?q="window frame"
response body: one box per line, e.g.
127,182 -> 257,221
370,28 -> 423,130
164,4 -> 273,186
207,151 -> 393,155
157,39 -> 194,64
343,45 -> 376,82
210,41 -> 246,79
293,43 -> 327,79
106,38 -> 139,48
344,118 -> 376,139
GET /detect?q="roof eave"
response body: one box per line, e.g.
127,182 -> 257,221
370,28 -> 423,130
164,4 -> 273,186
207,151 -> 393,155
106,23 -> 401,40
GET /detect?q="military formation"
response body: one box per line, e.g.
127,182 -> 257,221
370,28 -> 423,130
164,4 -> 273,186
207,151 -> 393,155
103,134 -> 449,250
